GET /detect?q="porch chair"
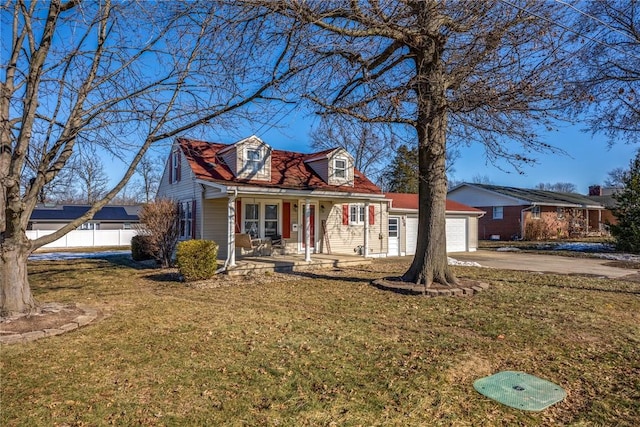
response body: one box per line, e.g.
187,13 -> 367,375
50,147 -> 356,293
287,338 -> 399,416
235,233 -> 267,256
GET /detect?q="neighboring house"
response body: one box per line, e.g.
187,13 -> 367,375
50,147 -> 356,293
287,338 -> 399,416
587,185 -> 619,226
29,204 -> 141,231
385,193 -> 485,255
156,136 -> 390,266
447,183 -> 607,240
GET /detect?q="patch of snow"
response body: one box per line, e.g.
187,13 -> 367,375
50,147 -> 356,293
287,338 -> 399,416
496,247 -> 521,252
553,242 -> 615,252
29,250 -> 130,261
591,252 -> 640,262
448,257 -> 481,267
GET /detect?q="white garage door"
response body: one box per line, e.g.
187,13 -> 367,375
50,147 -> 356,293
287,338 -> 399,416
406,217 -> 418,255
404,217 -> 467,255
446,217 -> 467,253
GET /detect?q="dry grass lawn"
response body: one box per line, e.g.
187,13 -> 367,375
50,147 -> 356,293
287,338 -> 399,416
1,255 -> 639,426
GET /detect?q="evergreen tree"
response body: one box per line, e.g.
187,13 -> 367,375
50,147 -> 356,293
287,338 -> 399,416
610,150 -> 640,253
382,145 -> 419,193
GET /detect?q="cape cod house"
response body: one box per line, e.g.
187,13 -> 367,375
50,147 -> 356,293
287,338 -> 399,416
156,136 -> 390,268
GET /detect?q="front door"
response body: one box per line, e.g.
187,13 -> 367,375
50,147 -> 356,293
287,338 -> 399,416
388,217 -> 400,256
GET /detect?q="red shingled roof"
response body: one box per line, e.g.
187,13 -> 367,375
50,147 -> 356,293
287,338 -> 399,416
178,138 -> 383,194
384,192 -> 484,213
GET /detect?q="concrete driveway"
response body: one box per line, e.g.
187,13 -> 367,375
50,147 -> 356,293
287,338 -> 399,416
452,250 -> 639,280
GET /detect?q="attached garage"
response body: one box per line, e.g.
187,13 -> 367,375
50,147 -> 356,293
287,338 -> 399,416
385,193 -> 485,256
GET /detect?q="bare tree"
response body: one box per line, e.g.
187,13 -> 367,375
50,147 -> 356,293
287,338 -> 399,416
1,1 -> 301,315
261,1 -> 577,288
471,174 -> 494,185
310,117 -> 392,182
136,155 -> 162,203
535,182 -> 577,193
604,167 -> 628,188
70,151 -> 109,204
568,0 -> 640,143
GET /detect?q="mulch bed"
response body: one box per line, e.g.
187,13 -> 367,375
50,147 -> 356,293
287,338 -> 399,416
371,276 -> 490,297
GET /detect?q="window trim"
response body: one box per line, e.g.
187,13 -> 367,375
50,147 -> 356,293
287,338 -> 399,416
246,148 -> 262,173
334,157 -> 347,179
532,205 -> 541,219
242,200 -> 280,238
492,206 -> 504,220
179,201 -> 193,239
349,204 -> 366,225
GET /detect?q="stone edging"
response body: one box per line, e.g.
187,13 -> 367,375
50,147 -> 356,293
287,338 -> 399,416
0,304 -> 98,345
371,278 -> 490,296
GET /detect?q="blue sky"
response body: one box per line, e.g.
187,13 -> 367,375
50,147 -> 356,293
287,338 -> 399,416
115,106 -> 635,196
190,113 -> 635,195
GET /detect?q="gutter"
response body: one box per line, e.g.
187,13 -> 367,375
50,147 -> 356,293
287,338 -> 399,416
519,204 -> 537,240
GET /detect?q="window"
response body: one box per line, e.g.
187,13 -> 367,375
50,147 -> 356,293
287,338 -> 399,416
246,148 -> 261,173
388,218 -> 399,238
350,204 -> 365,225
171,149 -> 181,183
79,222 -> 99,230
557,207 -> 565,219
264,204 -> 278,237
244,203 -> 259,237
242,202 -> 280,238
492,206 -> 503,220
532,206 -> 541,219
179,201 -> 192,239
334,158 -> 347,179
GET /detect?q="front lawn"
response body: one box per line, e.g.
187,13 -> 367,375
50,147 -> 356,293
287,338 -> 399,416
1,257 -> 639,426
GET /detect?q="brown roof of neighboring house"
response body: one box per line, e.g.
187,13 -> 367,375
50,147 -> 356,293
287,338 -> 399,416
455,183 -> 604,208
385,193 -> 484,213
178,138 -> 383,194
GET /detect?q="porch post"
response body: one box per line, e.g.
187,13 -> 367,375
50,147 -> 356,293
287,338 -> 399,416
228,195 -> 236,267
598,209 -> 602,232
585,209 -> 589,234
363,201 -> 370,257
304,198 -> 311,262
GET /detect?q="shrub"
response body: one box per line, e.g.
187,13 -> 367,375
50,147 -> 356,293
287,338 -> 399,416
131,235 -> 153,261
136,199 -> 180,268
176,239 -> 219,281
524,219 -> 550,241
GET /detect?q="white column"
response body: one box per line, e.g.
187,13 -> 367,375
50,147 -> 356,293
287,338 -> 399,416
304,199 -> 311,262
363,201 -> 370,257
598,209 -> 602,232
228,196 -> 236,267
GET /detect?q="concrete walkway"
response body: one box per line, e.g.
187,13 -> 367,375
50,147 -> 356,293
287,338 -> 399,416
452,250 -> 639,280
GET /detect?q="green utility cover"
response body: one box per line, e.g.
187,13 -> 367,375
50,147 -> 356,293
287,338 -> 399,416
474,371 -> 566,411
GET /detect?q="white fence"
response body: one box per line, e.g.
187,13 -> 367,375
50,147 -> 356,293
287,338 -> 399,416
26,229 -> 139,248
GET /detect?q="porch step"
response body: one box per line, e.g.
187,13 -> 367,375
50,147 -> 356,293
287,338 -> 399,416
225,255 -> 371,276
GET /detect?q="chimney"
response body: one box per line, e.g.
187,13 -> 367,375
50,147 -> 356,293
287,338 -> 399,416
588,185 -> 602,196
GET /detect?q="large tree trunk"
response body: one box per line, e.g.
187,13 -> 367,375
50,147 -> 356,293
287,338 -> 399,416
402,35 -> 457,288
0,232 -> 36,316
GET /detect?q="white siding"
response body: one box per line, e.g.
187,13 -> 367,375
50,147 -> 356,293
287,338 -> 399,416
157,143 -> 202,241
203,198 -> 229,258
324,202 -> 388,257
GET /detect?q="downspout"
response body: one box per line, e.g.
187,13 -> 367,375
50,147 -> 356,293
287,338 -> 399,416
363,201 -> 370,257
200,184 -> 205,240
216,188 -> 237,274
520,205 -> 536,240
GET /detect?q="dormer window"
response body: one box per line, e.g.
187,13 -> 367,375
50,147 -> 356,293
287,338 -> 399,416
246,148 -> 262,173
334,158 -> 347,179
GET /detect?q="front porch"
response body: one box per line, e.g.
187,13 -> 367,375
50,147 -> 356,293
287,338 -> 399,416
224,253 -> 372,276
